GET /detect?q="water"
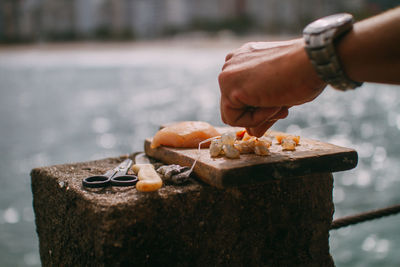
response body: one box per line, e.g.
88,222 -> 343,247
0,40 -> 399,266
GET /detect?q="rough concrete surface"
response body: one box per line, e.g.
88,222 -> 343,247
31,154 -> 335,266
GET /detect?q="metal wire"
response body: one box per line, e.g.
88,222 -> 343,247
330,204 -> 400,230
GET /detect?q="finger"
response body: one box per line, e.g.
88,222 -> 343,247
221,104 -> 280,127
245,107 -> 290,137
222,61 -> 229,71
220,98 -> 227,124
246,120 -> 276,137
268,107 -> 289,121
220,97 -> 244,125
232,106 -> 281,127
225,52 -> 233,61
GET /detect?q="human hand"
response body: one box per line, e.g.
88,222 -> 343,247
218,38 -> 326,137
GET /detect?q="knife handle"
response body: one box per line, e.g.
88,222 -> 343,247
132,164 -> 163,192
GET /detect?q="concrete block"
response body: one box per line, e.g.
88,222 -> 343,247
31,154 -> 335,266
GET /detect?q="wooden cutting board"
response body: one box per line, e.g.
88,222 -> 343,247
144,128 -> 358,188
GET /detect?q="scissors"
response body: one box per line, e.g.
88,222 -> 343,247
82,159 -> 138,188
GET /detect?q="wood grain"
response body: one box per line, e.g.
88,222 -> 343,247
144,129 -> 358,188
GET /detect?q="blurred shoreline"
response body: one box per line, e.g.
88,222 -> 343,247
0,33 -> 297,51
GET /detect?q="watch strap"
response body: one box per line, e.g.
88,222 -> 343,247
304,20 -> 363,91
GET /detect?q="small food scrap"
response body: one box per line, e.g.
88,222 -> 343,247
157,164 -> 191,185
210,130 -> 271,158
275,134 -> 300,151
151,121 -> 220,149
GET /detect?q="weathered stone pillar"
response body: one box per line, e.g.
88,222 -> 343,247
32,143 -> 356,266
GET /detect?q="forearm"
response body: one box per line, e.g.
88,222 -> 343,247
337,7 -> 400,84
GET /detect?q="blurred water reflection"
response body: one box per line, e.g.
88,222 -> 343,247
0,41 -> 399,266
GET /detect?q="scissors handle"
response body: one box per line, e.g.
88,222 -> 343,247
82,168 -> 116,188
82,175 -> 111,188
111,175 -> 138,186
109,159 -> 137,186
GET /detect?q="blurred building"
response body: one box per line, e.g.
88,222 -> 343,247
0,0 -> 396,42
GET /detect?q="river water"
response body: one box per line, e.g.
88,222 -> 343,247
0,40 -> 399,266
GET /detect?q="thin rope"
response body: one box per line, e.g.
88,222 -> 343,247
330,204 -> 400,230
187,136 -> 220,174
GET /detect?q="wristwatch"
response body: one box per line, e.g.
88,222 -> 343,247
303,13 -> 363,91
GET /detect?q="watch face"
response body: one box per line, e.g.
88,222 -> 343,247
304,13 -> 353,34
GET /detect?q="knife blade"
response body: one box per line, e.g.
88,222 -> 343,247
134,152 -> 151,164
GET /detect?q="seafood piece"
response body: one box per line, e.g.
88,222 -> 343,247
254,139 -> 271,155
258,136 -> 273,146
209,138 -> 223,157
281,139 -> 297,151
254,145 -> 269,155
207,128 -> 272,158
223,144 -> 240,159
221,132 -> 236,145
276,134 -> 300,151
151,121 -> 220,148
275,134 -> 300,145
261,132 -> 275,143
242,132 -> 253,141
234,137 -> 256,154
236,129 -> 246,140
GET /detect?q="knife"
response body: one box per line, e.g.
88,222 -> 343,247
134,152 -> 152,164
132,153 -> 163,192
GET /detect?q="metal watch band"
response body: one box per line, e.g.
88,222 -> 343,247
304,28 -> 363,91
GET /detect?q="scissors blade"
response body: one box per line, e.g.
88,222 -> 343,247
113,159 -> 133,176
